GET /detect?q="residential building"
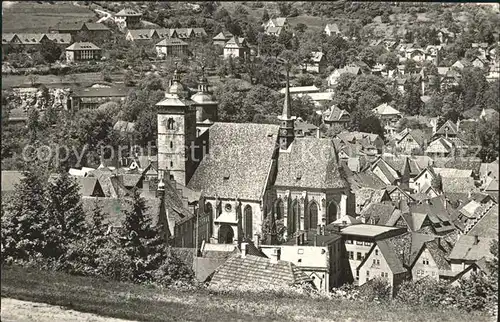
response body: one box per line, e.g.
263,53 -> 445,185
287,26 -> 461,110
448,235 -> 496,273
394,128 -> 432,155
55,22 -> 110,39
155,38 -> 189,58
304,92 -> 334,108
340,224 -> 406,284
114,8 -> 142,29
301,52 -> 327,74
323,105 -> 350,128
212,30 -> 233,47
263,17 -> 289,36
126,29 -> 160,42
223,36 -> 249,59
324,23 -> 341,36
410,237 -> 454,281
335,132 -> 385,154
327,65 -> 362,87
2,33 -> 71,49
372,103 -> 402,127
294,120 -> 320,138
69,84 -> 128,110
359,202 -> 400,226
65,42 -> 102,62
262,230 -> 344,291
279,85 -> 319,96
357,239 -> 410,296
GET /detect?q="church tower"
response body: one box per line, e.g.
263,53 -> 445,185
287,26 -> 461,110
156,67 -> 197,186
191,66 -> 218,137
278,68 -> 296,151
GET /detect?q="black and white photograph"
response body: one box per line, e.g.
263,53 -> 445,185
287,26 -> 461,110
1,1 -> 499,321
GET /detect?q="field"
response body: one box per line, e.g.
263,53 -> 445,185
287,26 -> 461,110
1,265 -> 493,322
1,72 -> 124,89
2,1 -> 96,33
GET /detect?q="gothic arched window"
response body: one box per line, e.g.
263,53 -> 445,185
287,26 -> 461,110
327,201 -> 338,224
307,202 -> 318,231
244,205 -> 253,239
275,199 -> 284,220
288,200 -> 299,236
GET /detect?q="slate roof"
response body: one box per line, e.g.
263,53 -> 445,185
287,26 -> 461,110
274,138 -> 348,190
187,123 -> 278,200
66,42 -> 101,51
449,235 -> 496,261
127,29 -> 156,40
210,255 -> 312,288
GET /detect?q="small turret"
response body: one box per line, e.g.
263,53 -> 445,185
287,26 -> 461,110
277,68 -> 296,151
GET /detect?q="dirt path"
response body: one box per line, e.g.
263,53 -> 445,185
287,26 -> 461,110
1,298 -> 136,322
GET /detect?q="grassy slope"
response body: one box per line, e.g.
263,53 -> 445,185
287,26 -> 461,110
1,72 -> 124,89
1,265 -> 493,322
2,2 -> 96,33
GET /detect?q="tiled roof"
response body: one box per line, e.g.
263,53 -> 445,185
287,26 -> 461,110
66,42 -> 101,51
113,120 -> 136,133
75,177 -> 102,196
210,255 -> 312,289
45,33 -> 72,44
213,31 -> 233,40
425,137 -> 453,153
372,103 -> 401,116
85,23 -> 110,31
274,138 -> 348,190
341,224 -> 404,238
434,167 -> 473,178
442,177 -> 477,193
271,17 -> 287,27
433,157 -> 481,176
480,162 -> 499,180
360,202 -> 397,225
116,8 -> 142,16
193,257 -> 229,282
156,38 -> 188,46
324,105 -> 350,122
348,169 -> 387,190
435,120 -> 458,136
423,239 -> 452,270
482,177 -> 499,192
449,235 -> 496,261
187,123 -> 278,200
57,21 -> 85,31
72,86 -> 129,98
127,29 -> 156,40
375,240 -> 407,274
466,204 -> 498,239
386,232 -> 437,267
225,36 -> 247,48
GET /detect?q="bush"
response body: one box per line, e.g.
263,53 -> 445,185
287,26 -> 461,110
358,278 -> 391,302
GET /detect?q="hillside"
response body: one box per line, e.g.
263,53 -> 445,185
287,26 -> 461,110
2,1 -> 96,33
1,265 -> 493,322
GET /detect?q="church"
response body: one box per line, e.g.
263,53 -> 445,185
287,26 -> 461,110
156,67 -> 353,245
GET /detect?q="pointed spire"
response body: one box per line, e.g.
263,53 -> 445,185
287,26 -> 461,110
197,65 -> 208,93
281,68 -> 292,120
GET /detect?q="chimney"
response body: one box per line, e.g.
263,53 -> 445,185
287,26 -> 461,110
241,242 -> 248,258
473,234 -> 479,245
270,247 -> 281,264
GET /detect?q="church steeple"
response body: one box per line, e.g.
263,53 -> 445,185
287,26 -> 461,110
278,68 -> 295,151
197,65 -> 209,93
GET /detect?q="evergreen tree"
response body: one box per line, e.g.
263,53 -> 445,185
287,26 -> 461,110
1,165 -> 50,261
262,9 -> 270,23
46,171 -> 87,258
121,191 -> 166,282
